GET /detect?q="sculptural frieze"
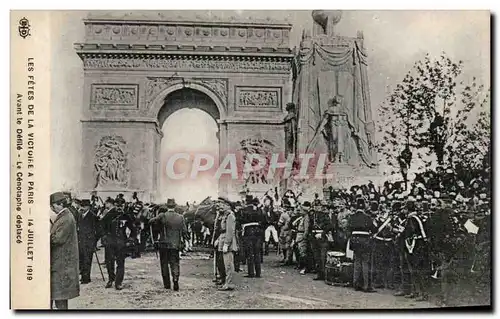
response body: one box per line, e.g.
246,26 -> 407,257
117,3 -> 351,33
94,135 -> 129,188
91,85 -> 138,107
240,138 -> 275,185
81,56 -> 292,73
238,89 -> 280,108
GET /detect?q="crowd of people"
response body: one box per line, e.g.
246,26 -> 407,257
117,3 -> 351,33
49,165 -> 491,308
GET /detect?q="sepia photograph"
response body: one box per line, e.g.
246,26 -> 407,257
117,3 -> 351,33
10,9 -> 491,310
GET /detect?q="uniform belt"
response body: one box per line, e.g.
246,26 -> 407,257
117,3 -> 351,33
312,230 -> 324,233
374,236 -> 392,242
351,231 -> 371,236
242,222 -> 259,228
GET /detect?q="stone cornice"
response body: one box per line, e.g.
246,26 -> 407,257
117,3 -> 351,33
83,18 -> 293,29
218,117 -> 285,125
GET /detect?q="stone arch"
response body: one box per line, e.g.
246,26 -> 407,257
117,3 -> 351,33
149,80 -> 227,122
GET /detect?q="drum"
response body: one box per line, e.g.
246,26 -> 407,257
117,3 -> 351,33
325,251 -> 353,286
326,251 -> 345,266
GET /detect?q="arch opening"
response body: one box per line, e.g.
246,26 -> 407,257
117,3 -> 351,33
158,88 -> 220,205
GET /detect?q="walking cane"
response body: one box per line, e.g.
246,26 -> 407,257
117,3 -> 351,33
150,224 -> 158,259
93,250 -> 105,282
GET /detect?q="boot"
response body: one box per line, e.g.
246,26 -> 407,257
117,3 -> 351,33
173,281 -> 179,291
115,283 -> 123,290
163,276 -> 171,289
105,280 -> 114,288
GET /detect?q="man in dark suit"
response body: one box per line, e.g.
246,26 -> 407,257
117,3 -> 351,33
241,196 -> 266,278
149,198 -> 188,291
78,199 -> 100,284
100,197 -> 137,290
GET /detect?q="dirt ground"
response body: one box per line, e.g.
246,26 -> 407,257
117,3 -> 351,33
69,249 -> 446,310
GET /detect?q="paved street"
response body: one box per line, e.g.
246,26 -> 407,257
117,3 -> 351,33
71,250 -> 437,309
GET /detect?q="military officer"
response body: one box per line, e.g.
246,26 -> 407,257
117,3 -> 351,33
310,201 -> 334,281
100,197 -> 137,290
241,196 -> 265,278
149,199 -> 188,291
348,197 -> 376,292
217,198 -> 239,291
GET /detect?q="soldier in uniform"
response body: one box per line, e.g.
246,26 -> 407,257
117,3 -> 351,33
392,200 -> 411,296
263,196 -> 279,256
310,201 -> 334,281
212,203 -> 226,286
277,203 -> 291,264
295,201 -> 311,275
149,199 -> 188,291
371,200 -> 394,289
217,198 -> 239,291
348,197 -> 376,292
241,196 -> 265,278
78,199 -> 100,284
100,197 -> 137,290
403,196 -> 430,300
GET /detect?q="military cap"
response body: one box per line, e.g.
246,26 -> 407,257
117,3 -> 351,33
50,192 -> 67,205
302,201 -> 312,207
80,199 -> 91,207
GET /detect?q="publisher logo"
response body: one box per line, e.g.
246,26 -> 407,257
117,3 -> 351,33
18,17 -> 31,39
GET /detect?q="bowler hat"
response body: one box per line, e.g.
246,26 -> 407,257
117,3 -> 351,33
166,198 -> 176,209
50,192 -> 67,205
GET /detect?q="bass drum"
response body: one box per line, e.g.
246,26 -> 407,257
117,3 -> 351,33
325,251 -> 353,286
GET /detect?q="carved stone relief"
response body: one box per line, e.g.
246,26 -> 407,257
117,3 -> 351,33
94,135 -> 129,188
145,77 -> 228,109
236,87 -> 281,110
240,138 -> 275,185
82,57 -> 291,73
91,84 -> 138,108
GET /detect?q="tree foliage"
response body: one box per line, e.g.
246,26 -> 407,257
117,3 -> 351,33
377,52 -> 490,176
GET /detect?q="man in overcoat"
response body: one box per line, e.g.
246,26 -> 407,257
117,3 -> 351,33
50,192 -> 80,309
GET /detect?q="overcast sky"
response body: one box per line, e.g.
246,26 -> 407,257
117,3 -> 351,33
49,10 -> 490,197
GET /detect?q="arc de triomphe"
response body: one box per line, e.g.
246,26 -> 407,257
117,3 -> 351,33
75,15 -> 293,201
